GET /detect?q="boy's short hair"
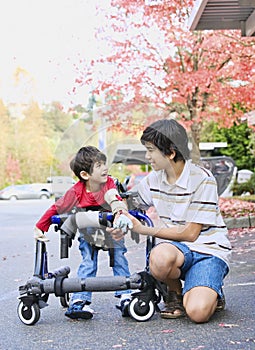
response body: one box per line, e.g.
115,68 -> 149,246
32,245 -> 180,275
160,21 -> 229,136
141,119 -> 190,162
70,146 -> 107,181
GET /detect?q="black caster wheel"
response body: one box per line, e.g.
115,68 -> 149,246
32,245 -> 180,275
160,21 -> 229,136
17,300 -> 40,325
128,297 -> 155,322
60,293 -> 70,308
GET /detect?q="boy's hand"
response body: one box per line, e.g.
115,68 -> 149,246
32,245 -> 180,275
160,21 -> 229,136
113,213 -> 133,234
106,226 -> 125,241
34,227 -> 49,242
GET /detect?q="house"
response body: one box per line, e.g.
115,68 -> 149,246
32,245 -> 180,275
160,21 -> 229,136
188,0 -> 255,37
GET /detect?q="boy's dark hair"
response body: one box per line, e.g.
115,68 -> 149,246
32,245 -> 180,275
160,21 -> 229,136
70,146 -> 107,181
141,119 -> 190,162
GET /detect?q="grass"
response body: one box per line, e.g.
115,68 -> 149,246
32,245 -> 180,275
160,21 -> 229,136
232,194 -> 255,202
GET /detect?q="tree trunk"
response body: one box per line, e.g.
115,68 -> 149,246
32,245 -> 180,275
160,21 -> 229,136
190,122 -> 201,164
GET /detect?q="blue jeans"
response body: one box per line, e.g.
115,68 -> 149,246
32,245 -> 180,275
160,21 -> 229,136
70,235 -> 131,304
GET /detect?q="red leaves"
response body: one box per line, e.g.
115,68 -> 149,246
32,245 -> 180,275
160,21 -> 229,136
218,323 -> 239,328
75,78 -> 82,84
161,329 -> 175,333
73,1 -> 255,134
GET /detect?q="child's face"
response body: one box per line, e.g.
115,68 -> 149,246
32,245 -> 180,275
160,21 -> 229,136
90,160 -> 108,183
144,142 -> 171,171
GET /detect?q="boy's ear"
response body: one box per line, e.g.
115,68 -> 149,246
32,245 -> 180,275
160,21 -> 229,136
80,170 -> 89,181
168,150 -> 176,160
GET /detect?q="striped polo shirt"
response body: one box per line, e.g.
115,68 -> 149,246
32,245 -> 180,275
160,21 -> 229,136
135,160 -> 232,265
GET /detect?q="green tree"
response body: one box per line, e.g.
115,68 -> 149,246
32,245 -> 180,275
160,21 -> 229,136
201,120 -> 255,171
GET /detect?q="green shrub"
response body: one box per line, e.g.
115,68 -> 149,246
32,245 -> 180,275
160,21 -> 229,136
232,173 -> 255,195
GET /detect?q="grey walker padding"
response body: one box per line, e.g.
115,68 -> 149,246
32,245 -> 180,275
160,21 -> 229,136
76,211 -> 100,228
61,211 -> 100,237
60,214 -> 77,237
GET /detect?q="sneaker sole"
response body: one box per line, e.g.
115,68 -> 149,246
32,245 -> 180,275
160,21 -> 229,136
122,304 -> 130,317
116,303 -> 130,317
65,311 -> 93,320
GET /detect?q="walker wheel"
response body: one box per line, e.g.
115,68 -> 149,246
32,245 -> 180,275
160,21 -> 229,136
60,293 -> 70,308
17,300 -> 40,326
128,297 -> 155,322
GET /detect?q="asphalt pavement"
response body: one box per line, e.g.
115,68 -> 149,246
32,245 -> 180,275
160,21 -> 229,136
0,200 -> 254,350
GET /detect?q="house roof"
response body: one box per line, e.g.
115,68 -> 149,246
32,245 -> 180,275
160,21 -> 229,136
188,0 -> 255,36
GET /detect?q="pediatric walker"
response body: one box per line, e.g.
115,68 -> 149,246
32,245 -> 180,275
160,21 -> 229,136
17,209 -> 166,325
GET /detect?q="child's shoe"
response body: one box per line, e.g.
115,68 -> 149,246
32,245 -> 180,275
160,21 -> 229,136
65,300 -> 94,319
116,294 -> 131,317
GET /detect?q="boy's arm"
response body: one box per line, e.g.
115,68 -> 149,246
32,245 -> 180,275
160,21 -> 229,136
104,189 -> 133,233
34,226 -> 50,242
125,213 -> 202,242
35,186 -> 79,238
104,188 -> 128,214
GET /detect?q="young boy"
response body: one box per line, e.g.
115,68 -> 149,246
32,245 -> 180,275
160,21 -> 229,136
34,146 -> 133,320
111,119 -> 232,324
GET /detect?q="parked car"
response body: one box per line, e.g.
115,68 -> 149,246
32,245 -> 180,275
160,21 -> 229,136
0,184 -> 52,200
46,176 -> 76,200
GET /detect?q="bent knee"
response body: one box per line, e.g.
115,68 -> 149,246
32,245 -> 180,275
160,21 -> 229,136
149,244 -> 180,279
184,287 -> 218,323
185,305 -> 210,323
185,300 -> 216,323
150,245 -> 175,268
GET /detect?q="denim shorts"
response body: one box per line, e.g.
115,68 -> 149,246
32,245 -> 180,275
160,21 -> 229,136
157,241 -> 229,298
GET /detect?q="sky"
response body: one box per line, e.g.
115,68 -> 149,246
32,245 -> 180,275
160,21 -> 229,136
0,0 -> 108,108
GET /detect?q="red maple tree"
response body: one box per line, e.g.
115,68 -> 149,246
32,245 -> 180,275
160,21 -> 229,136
5,154 -> 21,184
74,0 -> 255,160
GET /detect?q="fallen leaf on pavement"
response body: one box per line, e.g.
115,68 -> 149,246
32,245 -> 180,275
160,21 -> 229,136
161,329 -> 175,333
219,323 -> 239,328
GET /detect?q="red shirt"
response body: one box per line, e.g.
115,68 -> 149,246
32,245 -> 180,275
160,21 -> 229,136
36,176 -> 116,232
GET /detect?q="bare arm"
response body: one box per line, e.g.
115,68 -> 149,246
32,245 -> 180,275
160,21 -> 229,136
108,212 -> 202,242
126,213 -> 202,242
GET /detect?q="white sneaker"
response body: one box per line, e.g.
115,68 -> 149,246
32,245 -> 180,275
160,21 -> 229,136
82,304 -> 95,314
120,293 -> 132,302
65,300 -> 94,320
117,294 -> 131,317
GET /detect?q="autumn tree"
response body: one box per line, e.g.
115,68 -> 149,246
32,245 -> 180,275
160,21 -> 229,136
42,101 -> 74,137
74,0 -> 255,162
5,154 -> 22,184
0,99 -> 18,185
15,101 -> 53,183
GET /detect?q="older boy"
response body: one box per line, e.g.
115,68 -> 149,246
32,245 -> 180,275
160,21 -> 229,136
111,119 -> 231,324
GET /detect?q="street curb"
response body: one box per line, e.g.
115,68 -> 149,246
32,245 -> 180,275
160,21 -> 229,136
224,215 -> 255,229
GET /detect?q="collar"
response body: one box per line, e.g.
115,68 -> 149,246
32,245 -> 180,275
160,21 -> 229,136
161,160 -> 191,189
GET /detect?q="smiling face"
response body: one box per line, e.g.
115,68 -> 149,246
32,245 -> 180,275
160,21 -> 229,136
144,141 -> 185,184
90,160 -> 108,184
80,160 -> 109,189
144,142 -> 172,171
